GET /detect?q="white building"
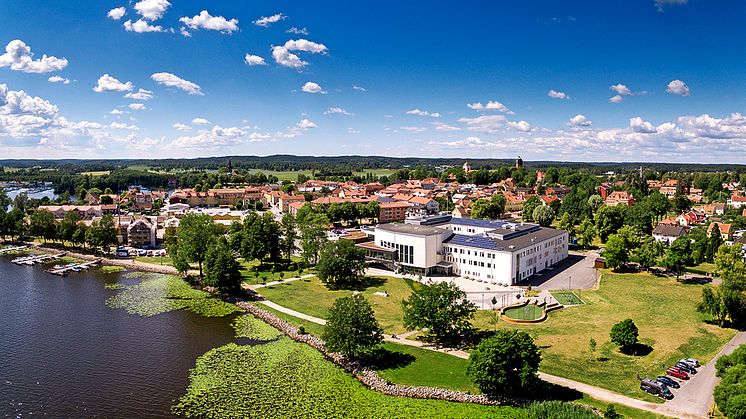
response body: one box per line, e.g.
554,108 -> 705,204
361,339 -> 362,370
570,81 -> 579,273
358,215 -> 568,286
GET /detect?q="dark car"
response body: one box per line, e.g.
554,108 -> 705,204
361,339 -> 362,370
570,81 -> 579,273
675,362 -> 697,374
667,367 -> 689,380
640,378 -> 674,400
656,376 -> 680,389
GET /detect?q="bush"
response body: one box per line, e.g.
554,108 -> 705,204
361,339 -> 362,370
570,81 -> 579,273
467,330 -> 541,395
525,401 -> 598,419
610,319 -> 639,350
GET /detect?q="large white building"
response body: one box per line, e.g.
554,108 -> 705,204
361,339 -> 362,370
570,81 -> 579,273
358,215 -> 568,286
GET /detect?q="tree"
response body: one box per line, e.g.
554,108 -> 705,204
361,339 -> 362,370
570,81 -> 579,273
316,239 -> 367,288
625,202 -> 653,235
610,318 -> 639,350
471,194 -> 505,220
72,223 -> 87,247
603,234 -> 629,270
172,213 -> 217,276
57,211 -> 80,245
299,213 -> 328,265
715,243 -> 746,284
322,294 -> 383,358
578,217 -> 596,248
698,287 -> 728,327
280,213 -> 298,262
689,227 -> 709,265
714,350 -> 746,419
595,205 -> 626,242
633,236 -> 664,270
532,205 -> 555,227
672,191 -> 691,213
466,330 -> 541,395
588,194 -> 604,214
663,236 -> 692,280
85,214 -> 117,252
646,191 -> 670,222
238,212 -> 280,264
203,237 -> 242,293
707,224 -> 724,263
29,209 -> 57,243
588,337 -> 597,354
522,196 -> 541,222
402,281 -> 477,344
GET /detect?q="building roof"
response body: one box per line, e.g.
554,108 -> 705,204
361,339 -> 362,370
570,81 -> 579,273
444,227 -> 566,252
652,224 -> 687,237
375,223 -> 447,237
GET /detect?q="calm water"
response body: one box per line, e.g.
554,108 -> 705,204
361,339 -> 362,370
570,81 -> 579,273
0,257 -> 239,418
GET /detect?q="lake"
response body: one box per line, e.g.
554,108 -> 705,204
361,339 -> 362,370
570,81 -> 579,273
0,257 -> 239,418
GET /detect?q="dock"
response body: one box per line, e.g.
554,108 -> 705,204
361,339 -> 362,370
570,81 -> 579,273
0,245 -> 28,254
12,252 -> 66,266
47,259 -> 102,276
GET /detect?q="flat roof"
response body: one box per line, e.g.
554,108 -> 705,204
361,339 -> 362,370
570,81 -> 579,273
376,223 -> 447,236
444,227 -> 566,252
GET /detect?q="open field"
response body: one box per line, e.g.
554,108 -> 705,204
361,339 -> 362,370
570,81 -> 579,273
79,170 -> 111,176
135,256 -> 174,266
504,304 -> 545,320
257,275 -> 418,334
686,262 -> 718,276
239,257 -> 311,284
551,290 -> 585,306
475,271 -> 737,402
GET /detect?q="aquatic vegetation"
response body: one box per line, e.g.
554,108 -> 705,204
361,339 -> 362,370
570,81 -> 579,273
104,282 -> 126,290
99,265 -> 126,274
107,274 -> 238,317
173,339 -> 525,419
231,314 -> 283,341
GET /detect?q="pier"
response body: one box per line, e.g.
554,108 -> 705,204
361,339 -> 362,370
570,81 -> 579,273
12,252 -> 67,266
0,245 -> 28,254
47,259 -> 102,276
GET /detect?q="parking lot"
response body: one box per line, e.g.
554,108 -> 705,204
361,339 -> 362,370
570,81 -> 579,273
519,251 -> 600,290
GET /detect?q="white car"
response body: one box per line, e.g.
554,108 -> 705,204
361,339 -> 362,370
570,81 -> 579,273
680,358 -> 700,368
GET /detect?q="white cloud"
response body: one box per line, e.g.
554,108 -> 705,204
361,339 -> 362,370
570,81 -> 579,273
107,7 -> 126,20
435,136 -> 492,149
134,0 -> 171,21
109,122 -> 138,130
110,109 -> 125,115
400,126 -> 427,133
297,119 -> 317,129
179,10 -> 239,34
170,125 -> 247,149
608,84 -> 633,102
0,40 -> 68,73
48,76 -> 70,84
629,117 -> 657,133
128,103 -> 146,110
301,81 -> 325,94
173,123 -> 191,131
244,54 -> 266,66
124,88 -> 154,101
547,89 -> 569,100
254,13 -> 286,27
406,109 -> 440,117
666,79 -> 690,96
508,120 -> 532,132
352,85 -> 366,92
191,117 -> 210,125
324,107 -> 353,115
467,100 -> 513,114
609,95 -> 623,103
124,19 -> 164,33
433,122 -> 460,132
457,115 -> 507,133
272,39 -> 328,69
93,74 -> 133,93
287,27 -> 309,35
568,114 -> 592,126
655,0 -> 687,11
151,72 -> 203,95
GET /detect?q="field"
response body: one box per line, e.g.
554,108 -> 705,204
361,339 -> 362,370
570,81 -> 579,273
257,275 -> 418,334
135,256 -> 174,266
686,262 -> 718,276
503,304 -> 545,320
238,257 -> 310,284
551,290 -> 585,306
79,170 -> 111,176
245,168 -> 398,182
475,271 -> 737,401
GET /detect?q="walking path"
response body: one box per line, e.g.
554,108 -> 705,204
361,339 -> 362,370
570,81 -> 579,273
245,274 -> 315,290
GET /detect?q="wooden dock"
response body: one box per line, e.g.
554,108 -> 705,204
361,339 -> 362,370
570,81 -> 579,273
47,259 -> 102,276
12,252 -> 66,266
0,245 -> 28,254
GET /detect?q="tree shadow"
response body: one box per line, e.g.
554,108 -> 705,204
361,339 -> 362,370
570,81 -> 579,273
329,276 -> 388,291
361,347 -> 416,370
530,380 -> 584,402
620,343 -> 653,356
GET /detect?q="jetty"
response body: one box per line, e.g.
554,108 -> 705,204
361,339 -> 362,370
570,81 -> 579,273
12,252 -> 66,266
0,245 -> 28,254
47,259 -> 102,276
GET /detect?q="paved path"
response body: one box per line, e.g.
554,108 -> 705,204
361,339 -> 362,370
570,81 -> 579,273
522,251 -> 600,291
658,331 -> 746,419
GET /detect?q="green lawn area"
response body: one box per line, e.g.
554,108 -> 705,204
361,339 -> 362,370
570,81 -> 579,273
238,257 -> 311,284
474,271 -> 737,402
257,275 -> 418,334
551,291 -> 585,306
686,262 -> 718,276
258,304 -> 327,337
79,170 -> 111,176
246,169 -> 314,182
135,256 -> 174,266
503,304 -> 545,321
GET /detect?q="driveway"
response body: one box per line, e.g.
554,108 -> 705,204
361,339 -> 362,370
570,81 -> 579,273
657,331 -> 746,419
520,251 -> 600,291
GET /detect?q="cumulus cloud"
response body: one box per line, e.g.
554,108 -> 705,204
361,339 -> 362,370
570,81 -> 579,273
301,81 -> 325,94
400,126 -> 427,133
324,107 -> 353,115
666,79 -> 690,96
287,27 -> 309,35
272,39 -> 328,69
107,7 -> 126,20
134,0 -> 171,21
406,109 -> 440,117
109,122 -> 138,130
124,88 -> 154,100
547,89 -> 569,100
435,136 -> 491,149
352,85 -> 366,92
0,40 -> 68,73
629,117 -> 657,133
508,120 -> 531,132
170,125 -> 247,149
128,103 -> 146,110
297,118 -> 317,129
124,19 -> 164,33
244,54 -> 266,66
568,114 -> 592,126
93,74 -> 133,93
608,84 -> 634,102
110,109 -> 126,115
151,72 -> 203,95
173,123 -> 191,131
467,100 -> 513,114
433,122 -> 460,132
609,95 -> 623,103
179,10 -> 239,34
48,76 -> 70,84
191,117 -> 210,125
254,13 -> 286,27
458,115 -> 507,133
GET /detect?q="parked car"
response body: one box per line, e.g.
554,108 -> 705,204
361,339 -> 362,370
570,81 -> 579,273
675,362 -> 697,374
656,376 -> 680,389
680,358 -> 700,368
640,378 -> 674,399
666,367 -> 689,380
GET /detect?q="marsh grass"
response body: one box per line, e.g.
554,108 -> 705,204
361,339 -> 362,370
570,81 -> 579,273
231,314 -> 283,341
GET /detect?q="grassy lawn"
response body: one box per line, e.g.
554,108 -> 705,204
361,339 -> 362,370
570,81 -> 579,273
504,304 -> 545,320
259,304 -> 327,337
79,170 -> 111,176
474,271 -> 737,402
246,169 -> 314,182
686,262 -> 718,276
238,257 -> 311,284
257,275 -> 418,334
551,291 -> 585,306
135,256 -> 174,266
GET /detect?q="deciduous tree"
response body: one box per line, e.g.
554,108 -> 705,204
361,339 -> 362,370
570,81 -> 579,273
323,294 -> 383,358
466,330 -> 541,395
402,281 -> 477,344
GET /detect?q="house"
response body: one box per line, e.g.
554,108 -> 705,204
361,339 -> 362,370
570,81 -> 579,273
728,194 -> 746,209
127,217 -> 157,247
677,211 -> 705,226
604,191 -> 635,207
659,179 -> 679,197
406,196 -> 439,215
703,203 -> 726,216
377,201 -> 410,223
708,222 -> 733,241
452,205 -> 471,219
595,184 -> 612,199
278,194 -> 306,213
652,224 -> 688,245
37,205 -> 102,220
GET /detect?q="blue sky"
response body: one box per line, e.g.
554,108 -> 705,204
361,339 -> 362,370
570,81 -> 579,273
1,0 -> 746,162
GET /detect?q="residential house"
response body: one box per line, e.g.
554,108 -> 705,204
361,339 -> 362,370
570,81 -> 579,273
378,201 -> 410,223
604,191 -> 635,207
659,179 -> 679,197
127,217 -> 157,247
652,224 -> 688,245
708,222 -> 733,241
677,211 -> 705,226
38,205 -> 102,220
728,194 -> 746,209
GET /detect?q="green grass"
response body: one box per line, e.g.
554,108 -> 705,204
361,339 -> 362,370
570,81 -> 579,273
239,257 -> 310,285
79,170 -> 111,176
172,339 -> 524,419
551,291 -> 585,306
99,265 -> 126,274
246,169 -> 314,182
231,314 -> 283,341
259,304 -> 327,337
686,262 -> 718,276
579,396 -> 667,419
257,275 -> 418,334
503,304 -> 545,320
474,271 -> 737,402
135,256 -> 174,266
